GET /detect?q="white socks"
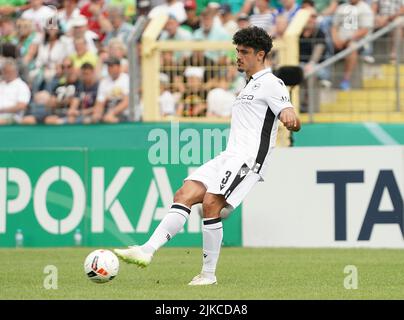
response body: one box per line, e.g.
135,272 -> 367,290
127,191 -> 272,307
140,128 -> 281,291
202,217 -> 223,279
140,205 -> 223,280
141,203 -> 191,254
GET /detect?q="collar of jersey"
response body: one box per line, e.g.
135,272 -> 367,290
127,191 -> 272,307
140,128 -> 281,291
251,67 -> 272,81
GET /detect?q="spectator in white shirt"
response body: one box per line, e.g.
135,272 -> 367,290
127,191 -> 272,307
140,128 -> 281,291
58,0 -> 81,33
0,59 -> 31,124
332,0 -> 374,90
92,57 -> 129,123
62,14 -> 99,55
148,0 -> 187,24
21,0 -> 56,32
32,22 -> 68,91
159,73 -> 176,116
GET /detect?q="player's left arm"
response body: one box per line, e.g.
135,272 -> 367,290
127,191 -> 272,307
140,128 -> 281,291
279,107 -> 301,132
265,79 -> 301,132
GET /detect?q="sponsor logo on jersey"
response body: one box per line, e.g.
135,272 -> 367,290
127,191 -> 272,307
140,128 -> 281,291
281,96 -> 290,102
236,94 -> 254,101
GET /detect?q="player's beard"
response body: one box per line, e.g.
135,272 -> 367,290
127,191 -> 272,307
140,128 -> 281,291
237,60 -> 244,73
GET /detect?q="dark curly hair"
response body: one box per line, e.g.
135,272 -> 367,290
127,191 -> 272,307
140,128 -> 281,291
232,26 -> 273,60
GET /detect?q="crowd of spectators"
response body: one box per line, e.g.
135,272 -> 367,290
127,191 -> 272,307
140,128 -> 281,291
1,0 -> 135,125
0,0 -> 403,124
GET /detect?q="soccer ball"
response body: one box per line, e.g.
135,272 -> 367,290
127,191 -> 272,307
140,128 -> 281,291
84,249 -> 119,283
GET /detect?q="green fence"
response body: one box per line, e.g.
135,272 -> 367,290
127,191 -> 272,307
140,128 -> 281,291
0,122 -> 403,149
0,123 -> 241,247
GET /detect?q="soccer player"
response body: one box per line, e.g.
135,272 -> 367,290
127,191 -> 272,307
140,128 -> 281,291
114,26 -> 300,286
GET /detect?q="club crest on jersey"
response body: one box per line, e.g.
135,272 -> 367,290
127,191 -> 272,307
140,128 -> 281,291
252,83 -> 261,90
238,167 -> 249,178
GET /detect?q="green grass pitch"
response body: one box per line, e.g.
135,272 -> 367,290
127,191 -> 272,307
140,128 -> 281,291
1,247 -> 404,299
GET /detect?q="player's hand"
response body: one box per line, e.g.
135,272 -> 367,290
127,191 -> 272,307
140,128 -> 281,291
279,107 -> 301,132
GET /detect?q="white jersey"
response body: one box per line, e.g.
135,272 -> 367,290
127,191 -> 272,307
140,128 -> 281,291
224,67 -> 293,178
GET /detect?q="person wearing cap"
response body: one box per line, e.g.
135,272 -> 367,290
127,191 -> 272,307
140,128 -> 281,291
176,66 -> 207,117
62,14 -> 98,55
236,13 -> 251,30
92,57 -> 130,123
100,37 -> 129,78
219,3 -> 238,36
180,0 -> 200,32
159,72 -> 176,116
148,0 -> 187,24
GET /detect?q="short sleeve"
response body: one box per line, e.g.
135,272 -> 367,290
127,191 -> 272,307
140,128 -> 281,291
17,80 -> 31,104
264,78 -> 293,117
96,79 -> 107,103
121,74 -> 130,96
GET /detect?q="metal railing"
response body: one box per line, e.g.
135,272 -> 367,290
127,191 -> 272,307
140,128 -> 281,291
128,15 -> 148,122
305,16 -> 404,123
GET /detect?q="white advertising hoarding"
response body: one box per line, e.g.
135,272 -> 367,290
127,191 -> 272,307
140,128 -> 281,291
242,146 -> 404,248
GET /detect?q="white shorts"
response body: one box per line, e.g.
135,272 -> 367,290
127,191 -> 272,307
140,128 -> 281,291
185,152 -> 261,209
